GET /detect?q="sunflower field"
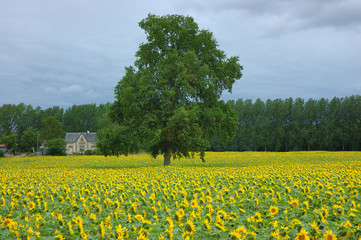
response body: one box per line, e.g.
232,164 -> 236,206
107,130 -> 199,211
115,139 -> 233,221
0,152 -> 360,239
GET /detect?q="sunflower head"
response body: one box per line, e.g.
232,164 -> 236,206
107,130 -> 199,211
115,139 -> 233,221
75,216 -> 83,224
190,199 -> 198,208
324,230 -> 337,240
269,206 -> 279,216
296,228 -> 310,240
185,219 -> 196,234
135,214 -> 143,221
235,226 -> 247,234
2,218 -> 12,226
176,209 -> 185,221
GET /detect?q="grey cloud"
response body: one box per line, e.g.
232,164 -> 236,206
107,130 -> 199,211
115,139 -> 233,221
0,0 -> 360,108
59,84 -> 83,94
302,0 -> 361,29
176,0 -> 361,32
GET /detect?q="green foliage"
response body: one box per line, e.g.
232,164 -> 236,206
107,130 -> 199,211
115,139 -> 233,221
0,150 -> 4,158
21,127 -> 37,152
63,104 -> 108,132
84,150 -> 92,155
41,116 -> 64,140
40,106 -> 64,125
1,93 -> 361,155
1,133 -> 17,154
16,105 -> 42,141
97,126 -> 138,156
212,96 -> 361,152
72,151 -> 100,156
72,152 -> 83,155
96,106 -> 114,130
0,104 -> 25,137
90,149 -> 102,155
45,138 -> 67,156
108,14 -> 243,165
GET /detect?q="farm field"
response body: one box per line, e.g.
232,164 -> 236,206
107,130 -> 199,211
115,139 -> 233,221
0,152 -> 361,239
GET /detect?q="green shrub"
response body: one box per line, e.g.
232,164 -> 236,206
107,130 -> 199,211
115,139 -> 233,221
84,150 -> 92,155
91,149 -> 102,155
45,138 -> 67,156
0,150 -> 4,158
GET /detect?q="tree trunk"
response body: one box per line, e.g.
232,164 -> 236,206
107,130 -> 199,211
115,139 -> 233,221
163,148 -> 171,166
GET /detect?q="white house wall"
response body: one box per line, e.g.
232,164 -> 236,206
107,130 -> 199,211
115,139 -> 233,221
65,133 -> 97,154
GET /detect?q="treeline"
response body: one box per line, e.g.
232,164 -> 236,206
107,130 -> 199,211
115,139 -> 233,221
0,103 -> 111,153
210,95 -> 361,151
1,95 -> 361,153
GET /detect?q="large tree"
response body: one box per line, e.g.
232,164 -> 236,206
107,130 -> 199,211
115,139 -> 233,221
1,133 -> 18,154
41,116 -> 64,141
21,127 -> 37,152
63,104 -> 100,132
0,104 -> 25,137
103,14 -> 243,165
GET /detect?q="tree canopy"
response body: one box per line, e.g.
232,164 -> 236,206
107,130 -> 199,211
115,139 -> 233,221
0,103 -> 110,154
21,127 -> 37,152
101,14 -> 243,165
211,96 -> 361,152
41,117 -> 64,141
1,96 -> 361,154
45,138 -> 67,156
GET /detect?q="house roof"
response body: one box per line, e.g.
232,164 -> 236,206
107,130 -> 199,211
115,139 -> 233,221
65,132 -> 99,142
0,144 -> 6,148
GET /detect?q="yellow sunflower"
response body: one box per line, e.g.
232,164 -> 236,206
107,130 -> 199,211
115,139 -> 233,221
176,209 -> 185,221
190,199 -> 198,208
323,230 -> 337,240
75,216 -> 83,224
343,221 -> 352,229
269,206 -> 279,216
80,232 -> 89,239
235,226 -> 247,234
100,222 -> 105,238
2,218 -> 12,226
135,214 -> 144,221
28,201 -> 36,211
185,219 -> 196,234
203,219 -> 211,230
296,228 -> 310,240
27,227 -> 34,235
288,199 -> 300,207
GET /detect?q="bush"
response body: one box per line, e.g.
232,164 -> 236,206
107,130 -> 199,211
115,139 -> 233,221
91,149 -> 102,155
84,150 -> 92,155
45,138 -> 67,156
0,150 -> 4,158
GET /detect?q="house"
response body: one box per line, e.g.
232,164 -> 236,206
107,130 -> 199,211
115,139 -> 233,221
0,144 -> 7,153
64,132 -> 99,154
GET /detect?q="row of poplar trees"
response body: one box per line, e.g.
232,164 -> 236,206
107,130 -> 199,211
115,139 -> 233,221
1,95 -> 360,153
211,95 -> 361,152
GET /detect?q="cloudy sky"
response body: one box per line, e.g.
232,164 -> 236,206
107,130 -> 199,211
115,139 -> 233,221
1,0 -> 360,108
